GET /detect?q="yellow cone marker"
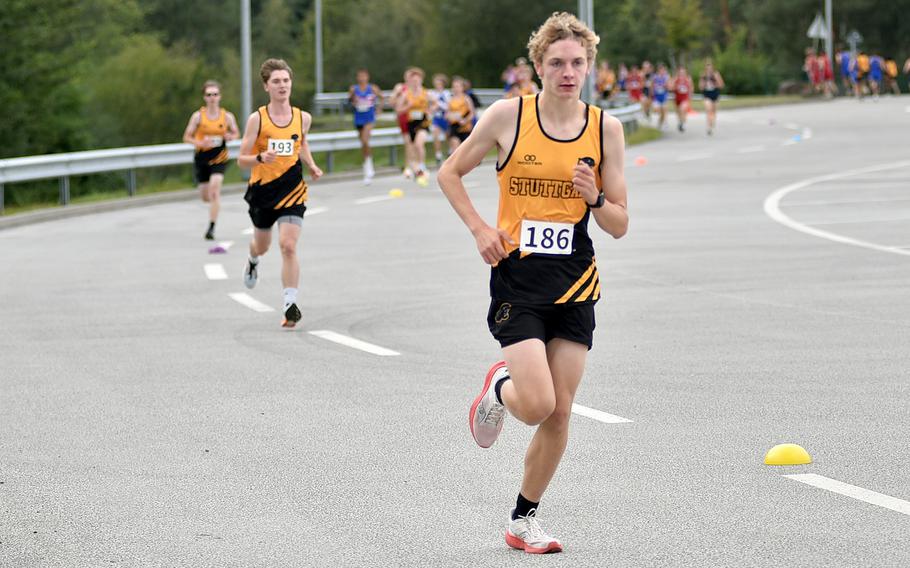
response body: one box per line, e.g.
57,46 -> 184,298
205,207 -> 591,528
764,443 -> 812,466
389,188 -> 404,198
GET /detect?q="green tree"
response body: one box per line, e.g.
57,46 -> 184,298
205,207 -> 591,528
658,0 -> 706,66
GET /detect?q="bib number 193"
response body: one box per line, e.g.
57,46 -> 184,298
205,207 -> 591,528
268,138 -> 294,156
519,220 -> 573,255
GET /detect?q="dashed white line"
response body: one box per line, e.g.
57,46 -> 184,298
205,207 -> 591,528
355,195 -> 395,205
763,160 -> 910,257
737,145 -> 766,154
571,403 -> 632,424
785,474 -> 910,516
309,330 -> 400,356
228,292 -> 275,312
802,127 -> 813,140
204,263 -> 228,280
307,206 -> 328,216
217,241 -> 234,250
676,153 -> 713,162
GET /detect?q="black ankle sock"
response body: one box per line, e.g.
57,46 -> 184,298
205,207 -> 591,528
513,493 -> 539,520
208,222 -> 215,230
494,376 -> 510,405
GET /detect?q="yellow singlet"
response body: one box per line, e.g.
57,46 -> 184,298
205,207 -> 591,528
493,94 -> 604,305
194,107 -> 228,165
247,105 -> 307,210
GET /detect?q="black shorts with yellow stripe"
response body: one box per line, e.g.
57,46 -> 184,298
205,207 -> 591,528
194,147 -> 228,184
487,300 -> 596,350
244,160 -> 307,229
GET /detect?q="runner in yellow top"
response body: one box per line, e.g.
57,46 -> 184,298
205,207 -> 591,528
438,12 -> 628,554
237,59 -> 323,328
445,76 -> 475,153
403,67 -> 431,186
182,80 -> 240,240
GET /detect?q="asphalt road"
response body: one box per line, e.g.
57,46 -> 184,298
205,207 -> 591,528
2,96 -> 909,567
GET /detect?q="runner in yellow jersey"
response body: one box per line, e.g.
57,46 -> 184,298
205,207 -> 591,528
445,76 -> 475,153
237,59 -> 323,328
403,67 -> 431,186
182,80 -> 240,240
438,12 -> 628,554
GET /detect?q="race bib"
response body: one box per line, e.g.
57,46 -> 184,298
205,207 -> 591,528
268,138 -> 295,156
355,103 -> 373,113
409,110 -> 425,121
519,220 -> 574,255
207,136 -> 223,147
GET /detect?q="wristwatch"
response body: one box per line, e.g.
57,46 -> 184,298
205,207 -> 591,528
255,153 -> 263,163
587,191 -> 605,209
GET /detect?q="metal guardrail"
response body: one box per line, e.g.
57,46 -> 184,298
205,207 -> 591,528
0,105 -> 640,213
313,88 -> 505,114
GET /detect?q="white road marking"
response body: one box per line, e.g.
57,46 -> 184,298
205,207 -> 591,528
355,195 -> 395,205
676,153 -> 713,162
784,474 -> 910,516
217,241 -> 234,250
242,227 -> 254,235
307,207 -> 328,216
905,105 -> 910,113
571,403 -> 632,424
308,330 -> 400,356
737,145 -> 766,154
802,127 -> 813,139
204,263 -> 228,280
228,292 -> 275,312
763,160 -> 910,257
808,214 -> 910,226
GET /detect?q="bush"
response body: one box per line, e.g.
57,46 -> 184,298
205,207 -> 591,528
695,26 -> 780,95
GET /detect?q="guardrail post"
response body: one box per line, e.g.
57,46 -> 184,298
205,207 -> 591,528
59,176 -> 70,206
325,151 -> 333,173
127,169 -> 137,197
390,145 -> 397,166
0,183 -> 5,215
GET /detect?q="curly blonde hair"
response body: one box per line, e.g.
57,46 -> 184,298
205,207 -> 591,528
527,12 -> 600,65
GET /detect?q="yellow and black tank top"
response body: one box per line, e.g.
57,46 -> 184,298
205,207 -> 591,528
194,107 -> 228,165
406,88 -> 429,122
247,106 -> 307,210
448,95 -> 472,132
493,94 -> 603,305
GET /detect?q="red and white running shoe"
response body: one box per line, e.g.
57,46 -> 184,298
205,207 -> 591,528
468,361 -> 508,448
505,509 -> 563,554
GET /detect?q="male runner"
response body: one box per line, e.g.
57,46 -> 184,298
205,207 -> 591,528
182,80 -> 240,240
429,74 -> 451,165
348,68 -> 383,185
402,67 -> 431,186
626,64 -> 643,104
438,11 -> 628,554
445,76 -> 475,153
238,59 -> 323,327
392,76 -> 416,179
650,63 -> 670,130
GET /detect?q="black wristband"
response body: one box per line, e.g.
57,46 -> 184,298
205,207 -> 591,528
587,191 -> 606,209
255,153 -> 263,163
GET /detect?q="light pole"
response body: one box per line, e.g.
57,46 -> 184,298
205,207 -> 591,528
825,0 -> 833,60
241,0 -> 251,180
578,0 -> 596,104
315,0 -> 324,95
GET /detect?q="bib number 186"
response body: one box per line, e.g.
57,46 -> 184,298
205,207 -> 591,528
519,220 -> 573,255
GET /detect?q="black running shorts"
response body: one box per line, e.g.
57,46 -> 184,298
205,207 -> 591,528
194,155 -> 227,184
248,203 -> 306,230
487,300 -> 596,350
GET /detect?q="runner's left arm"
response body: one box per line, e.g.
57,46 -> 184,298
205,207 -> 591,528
225,112 -> 240,141
572,114 -> 628,238
299,111 -> 323,180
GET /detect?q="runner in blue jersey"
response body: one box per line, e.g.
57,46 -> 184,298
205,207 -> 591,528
348,68 -> 384,185
429,73 -> 451,166
650,63 -> 670,130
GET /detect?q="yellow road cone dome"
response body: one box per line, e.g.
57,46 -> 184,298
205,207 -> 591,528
764,443 -> 812,466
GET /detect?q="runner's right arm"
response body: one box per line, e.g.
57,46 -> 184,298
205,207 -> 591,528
182,112 -> 204,148
437,98 -> 518,265
237,112 -> 275,169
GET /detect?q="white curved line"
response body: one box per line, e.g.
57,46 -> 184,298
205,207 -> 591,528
763,160 -> 910,257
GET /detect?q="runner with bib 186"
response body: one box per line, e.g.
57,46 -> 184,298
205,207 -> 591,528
438,12 -> 628,555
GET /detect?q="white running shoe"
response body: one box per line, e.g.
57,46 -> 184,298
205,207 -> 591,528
403,167 -> 414,180
469,361 -> 507,448
506,509 -> 563,554
243,259 -> 258,289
